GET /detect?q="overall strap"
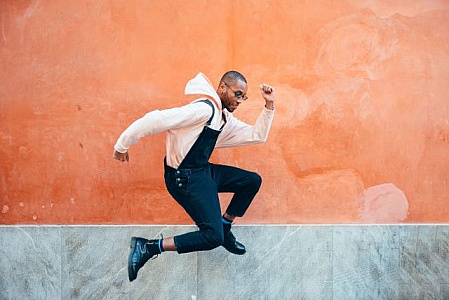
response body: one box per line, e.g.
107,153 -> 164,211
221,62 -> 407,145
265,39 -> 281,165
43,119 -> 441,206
220,113 -> 227,130
196,99 -> 215,125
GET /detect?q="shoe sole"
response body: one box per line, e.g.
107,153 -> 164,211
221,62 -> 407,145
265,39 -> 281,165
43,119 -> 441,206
128,237 -> 137,282
223,246 -> 246,255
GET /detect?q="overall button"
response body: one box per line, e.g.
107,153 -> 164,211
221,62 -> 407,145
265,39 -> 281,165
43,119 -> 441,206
176,170 -> 180,174
176,178 -> 181,182
178,183 -> 183,187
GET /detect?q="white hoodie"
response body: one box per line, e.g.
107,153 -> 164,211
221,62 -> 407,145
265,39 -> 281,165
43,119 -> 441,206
114,73 -> 275,168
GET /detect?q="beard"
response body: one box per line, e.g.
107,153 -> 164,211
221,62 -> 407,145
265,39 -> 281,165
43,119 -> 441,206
222,94 -> 236,112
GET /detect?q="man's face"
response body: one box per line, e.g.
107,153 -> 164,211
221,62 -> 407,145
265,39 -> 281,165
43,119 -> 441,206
219,80 -> 248,112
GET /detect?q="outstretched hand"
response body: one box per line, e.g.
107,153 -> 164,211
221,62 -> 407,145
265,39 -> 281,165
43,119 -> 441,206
113,150 -> 129,162
260,84 -> 275,110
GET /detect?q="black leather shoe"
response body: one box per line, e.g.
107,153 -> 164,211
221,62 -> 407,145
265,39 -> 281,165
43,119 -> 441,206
222,230 -> 246,255
128,237 -> 160,282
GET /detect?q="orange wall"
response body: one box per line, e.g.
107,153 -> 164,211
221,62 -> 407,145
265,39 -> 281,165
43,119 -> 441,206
1,0 -> 449,224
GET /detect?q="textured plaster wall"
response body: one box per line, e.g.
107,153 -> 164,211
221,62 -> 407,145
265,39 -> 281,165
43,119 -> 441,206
1,1 -> 449,224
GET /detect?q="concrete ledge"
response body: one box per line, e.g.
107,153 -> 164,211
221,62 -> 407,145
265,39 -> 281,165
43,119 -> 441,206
1,225 -> 448,299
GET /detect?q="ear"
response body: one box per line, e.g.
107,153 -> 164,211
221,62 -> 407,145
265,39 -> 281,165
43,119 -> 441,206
219,82 -> 227,93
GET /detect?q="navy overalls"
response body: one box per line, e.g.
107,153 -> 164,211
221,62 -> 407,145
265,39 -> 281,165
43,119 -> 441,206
164,100 -> 262,254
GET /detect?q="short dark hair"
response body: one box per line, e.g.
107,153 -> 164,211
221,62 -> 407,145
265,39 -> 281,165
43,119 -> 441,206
220,70 -> 247,84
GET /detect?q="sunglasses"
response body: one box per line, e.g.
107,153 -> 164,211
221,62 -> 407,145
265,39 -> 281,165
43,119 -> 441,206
223,82 -> 248,100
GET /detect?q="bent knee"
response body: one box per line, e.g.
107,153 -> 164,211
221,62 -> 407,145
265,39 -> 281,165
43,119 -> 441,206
201,229 -> 224,250
249,172 -> 262,190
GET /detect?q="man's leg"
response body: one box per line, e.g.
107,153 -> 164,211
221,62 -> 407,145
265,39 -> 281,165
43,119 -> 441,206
166,168 -> 224,254
210,163 -> 262,217
209,163 -> 262,254
128,168 -> 223,282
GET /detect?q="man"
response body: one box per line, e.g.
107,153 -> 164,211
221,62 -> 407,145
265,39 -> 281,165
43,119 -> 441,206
113,71 -> 275,282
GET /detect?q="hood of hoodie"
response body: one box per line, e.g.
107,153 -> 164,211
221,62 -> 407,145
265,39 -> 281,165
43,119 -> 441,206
184,72 -> 222,110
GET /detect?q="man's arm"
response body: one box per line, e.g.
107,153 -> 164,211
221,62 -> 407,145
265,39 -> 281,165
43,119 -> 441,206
216,84 -> 276,148
260,83 -> 275,110
112,102 -> 212,162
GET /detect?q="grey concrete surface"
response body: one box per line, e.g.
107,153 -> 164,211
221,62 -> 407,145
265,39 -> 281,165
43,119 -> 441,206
1,225 -> 448,299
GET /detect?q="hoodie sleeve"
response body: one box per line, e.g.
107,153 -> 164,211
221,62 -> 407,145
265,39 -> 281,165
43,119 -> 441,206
215,107 -> 275,148
114,102 -> 212,153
